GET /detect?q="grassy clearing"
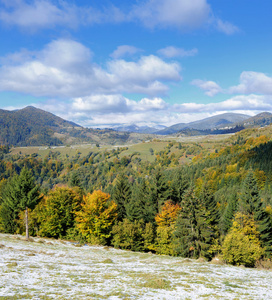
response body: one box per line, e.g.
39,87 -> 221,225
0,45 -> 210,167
8,133 -> 236,164
0,233 -> 272,299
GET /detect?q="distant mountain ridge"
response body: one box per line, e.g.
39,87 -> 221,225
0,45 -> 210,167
112,124 -> 166,134
1,106 -> 272,147
152,113 -> 250,135
0,106 -> 152,147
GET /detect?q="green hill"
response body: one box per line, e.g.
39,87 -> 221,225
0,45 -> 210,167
0,106 -> 153,147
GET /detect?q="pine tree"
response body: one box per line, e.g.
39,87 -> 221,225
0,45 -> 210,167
112,174 -> 131,221
240,172 -> 272,257
220,193 -> 238,234
126,179 -> 151,222
240,172 -> 260,215
1,167 -> 41,238
150,168 -> 169,212
169,168 -> 188,204
198,183 -> 220,256
173,186 -> 210,259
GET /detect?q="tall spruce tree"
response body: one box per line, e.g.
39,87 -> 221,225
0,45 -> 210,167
150,168 -> 169,212
1,167 -> 41,238
220,193 -> 238,234
173,186 -> 210,259
240,172 -> 272,257
112,174 -> 131,221
199,183 -> 220,250
169,168 -> 188,204
126,179 -> 149,222
125,177 -> 157,223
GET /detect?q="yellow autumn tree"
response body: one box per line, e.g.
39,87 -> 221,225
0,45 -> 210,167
155,200 -> 181,255
222,212 -> 264,267
75,190 -> 117,245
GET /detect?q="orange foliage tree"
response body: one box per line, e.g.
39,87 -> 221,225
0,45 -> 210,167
155,200 -> 181,255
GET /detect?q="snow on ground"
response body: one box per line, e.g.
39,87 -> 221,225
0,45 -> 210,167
0,233 -> 271,299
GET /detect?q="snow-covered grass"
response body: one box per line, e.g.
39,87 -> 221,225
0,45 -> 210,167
0,233 -> 272,299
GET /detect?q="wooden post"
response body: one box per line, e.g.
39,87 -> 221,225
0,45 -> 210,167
25,207 -> 29,240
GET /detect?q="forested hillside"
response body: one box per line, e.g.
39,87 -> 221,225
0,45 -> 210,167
0,106 -> 151,147
1,126 -> 272,268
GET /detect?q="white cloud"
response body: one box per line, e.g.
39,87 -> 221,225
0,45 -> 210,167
191,79 -> 222,96
216,19 -> 240,35
31,93 -> 272,128
110,45 -> 142,59
131,0 -> 210,30
229,71 -> 272,95
0,0 -> 79,30
72,95 -> 133,114
157,46 -> 198,58
0,0 -> 238,35
0,39 -> 181,97
173,94 -> 272,113
108,55 -> 181,84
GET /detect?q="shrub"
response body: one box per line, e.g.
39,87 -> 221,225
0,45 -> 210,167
111,219 -> 145,251
222,231 -> 263,267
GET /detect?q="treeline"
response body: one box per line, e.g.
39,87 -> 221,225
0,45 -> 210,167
1,134 -> 272,267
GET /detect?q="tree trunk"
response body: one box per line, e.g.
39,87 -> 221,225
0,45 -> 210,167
25,207 -> 29,240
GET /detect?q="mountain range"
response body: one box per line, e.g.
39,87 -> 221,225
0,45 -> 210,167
1,106 -> 272,146
114,112 -> 272,135
0,106 -> 149,147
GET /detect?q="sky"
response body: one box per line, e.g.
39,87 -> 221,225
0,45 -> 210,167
0,0 -> 272,128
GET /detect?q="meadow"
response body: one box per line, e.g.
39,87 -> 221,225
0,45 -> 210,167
1,233 -> 272,300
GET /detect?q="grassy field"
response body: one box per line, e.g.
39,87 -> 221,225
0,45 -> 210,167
1,233 -> 272,299
9,133 -> 235,163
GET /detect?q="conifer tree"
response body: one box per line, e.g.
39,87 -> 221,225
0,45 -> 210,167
150,168 -> 169,212
220,193 -> 238,234
173,186 -> 210,259
198,183 -> 220,254
169,168 -> 188,204
126,179 -> 152,222
240,172 -> 272,257
112,174 -> 131,221
1,167 -> 41,238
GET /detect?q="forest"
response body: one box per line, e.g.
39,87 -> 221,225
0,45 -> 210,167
1,127 -> 272,268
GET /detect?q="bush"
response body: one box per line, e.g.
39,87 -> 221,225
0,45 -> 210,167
222,231 -> 263,267
111,219 -> 145,251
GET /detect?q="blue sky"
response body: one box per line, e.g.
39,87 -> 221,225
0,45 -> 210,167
0,0 -> 272,127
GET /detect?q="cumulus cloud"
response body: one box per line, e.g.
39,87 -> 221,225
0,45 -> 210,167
72,95 -> 133,114
0,0 -> 238,34
173,94 -> 272,114
110,45 -> 143,59
0,39 -> 181,97
157,46 -> 198,58
191,79 -> 222,96
229,71 -> 272,95
31,93 -> 271,128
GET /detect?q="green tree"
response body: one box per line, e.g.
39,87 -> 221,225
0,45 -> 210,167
169,168 -> 188,204
173,186 -> 210,259
112,174 -> 131,221
37,186 -> 83,239
111,218 -> 145,251
126,179 -> 154,223
240,172 -> 272,257
0,167 -> 41,238
220,193 -> 238,234
150,168 -> 169,212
